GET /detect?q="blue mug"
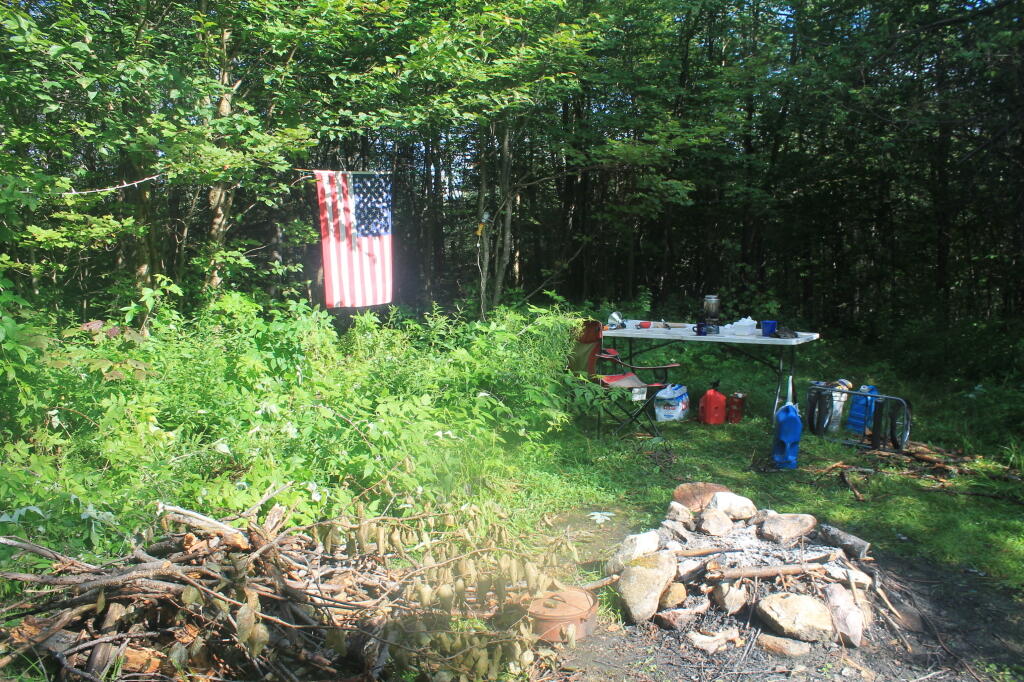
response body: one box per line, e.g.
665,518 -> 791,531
761,320 -> 778,337
692,322 -> 707,336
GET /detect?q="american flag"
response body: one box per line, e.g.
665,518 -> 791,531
314,171 -> 393,308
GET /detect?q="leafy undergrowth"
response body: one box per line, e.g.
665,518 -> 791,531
0,297 -> 603,598
1,294 -> 1021,596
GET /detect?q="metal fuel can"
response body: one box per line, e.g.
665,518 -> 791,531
726,392 -> 746,423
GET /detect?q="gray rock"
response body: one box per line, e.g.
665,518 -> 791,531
750,508 -> 778,525
677,558 -> 705,582
706,492 -> 758,520
673,482 -> 731,512
687,628 -> 740,654
654,597 -> 710,630
825,584 -> 864,647
760,513 -> 817,543
661,519 -> 695,541
757,633 -> 812,657
666,501 -> 695,526
662,540 -> 684,553
697,508 -> 733,536
712,580 -> 748,615
616,551 -> 677,623
659,582 -> 688,610
606,530 -> 660,575
756,593 -> 835,642
656,526 -> 677,548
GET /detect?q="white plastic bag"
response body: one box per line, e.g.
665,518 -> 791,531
654,384 -> 689,422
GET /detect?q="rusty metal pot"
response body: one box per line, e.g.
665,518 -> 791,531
527,588 -> 597,643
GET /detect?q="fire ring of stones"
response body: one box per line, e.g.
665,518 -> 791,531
607,482 -> 877,657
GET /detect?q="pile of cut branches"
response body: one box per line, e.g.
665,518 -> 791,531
0,498 -> 566,681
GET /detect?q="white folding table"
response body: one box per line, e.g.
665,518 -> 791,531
601,326 -> 821,416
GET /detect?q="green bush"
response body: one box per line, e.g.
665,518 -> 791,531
0,295 -> 586,561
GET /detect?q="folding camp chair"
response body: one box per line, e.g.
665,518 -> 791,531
570,320 -> 680,437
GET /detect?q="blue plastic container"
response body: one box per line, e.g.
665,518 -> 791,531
772,403 -> 803,469
845,385 -> 879,435
772,377 -> 803,469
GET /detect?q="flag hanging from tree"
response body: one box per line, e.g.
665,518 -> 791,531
314,171 -> 393,308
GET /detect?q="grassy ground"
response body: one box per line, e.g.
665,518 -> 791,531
510,341 -> 1024,590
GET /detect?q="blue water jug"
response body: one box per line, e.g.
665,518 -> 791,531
845,385 -> 879,435
772,377 -> 803,469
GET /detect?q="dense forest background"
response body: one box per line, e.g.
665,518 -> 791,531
2,0 -> 1022,378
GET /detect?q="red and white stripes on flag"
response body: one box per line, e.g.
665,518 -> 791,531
314,171 -> 393,308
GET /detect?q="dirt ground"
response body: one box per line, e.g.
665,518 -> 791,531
549,510 -> 1024,682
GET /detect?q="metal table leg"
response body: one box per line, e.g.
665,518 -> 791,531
771,347 -> 797,418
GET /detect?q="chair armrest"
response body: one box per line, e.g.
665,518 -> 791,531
614,360 -> 680,371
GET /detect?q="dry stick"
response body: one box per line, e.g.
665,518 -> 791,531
61,631 -> 163,658
673,547 -> 744,558
52,650 -> 102,682
157,503 -> 249,548
908,671 -> 947,682
0,603 -> 95,669
580,574 -> 619,591
706,563 -> 825,581
840,469 -> 866,502
0,537 -> 97,571
171,573 -> 303,630
1,562 -> 190,591
42,405 -> 100,428
876,607 -> 914,653
871,581 -> 902,620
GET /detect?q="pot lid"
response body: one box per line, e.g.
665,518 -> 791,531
527,588 -> 595,619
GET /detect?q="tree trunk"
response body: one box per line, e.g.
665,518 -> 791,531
205,26 -> 237,290
490,124 -> 515,309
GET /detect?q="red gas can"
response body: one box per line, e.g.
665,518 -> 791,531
699,383 -> 727,424
726,393 -> 746,423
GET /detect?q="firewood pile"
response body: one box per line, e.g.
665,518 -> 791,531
0,499 -> 568,681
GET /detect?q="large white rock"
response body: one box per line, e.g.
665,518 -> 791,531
654,597 -> 710,631
673,482 -> 731,512
825,584 -> 865,647
616,551 -> 677,623
677,559 -> 705,582
712,580 -> 748,615
659,582 -> 688,610
687,628 -> 740,654
757,633 -> 812,657
666,501 -> 695,526
760,513 -> 817,543
697,508 -> 733,536
605,530 -> 660,575
756,593 -> 835,642
706,492 -> 758,520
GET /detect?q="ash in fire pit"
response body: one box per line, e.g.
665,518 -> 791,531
607,482 -> 877,657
